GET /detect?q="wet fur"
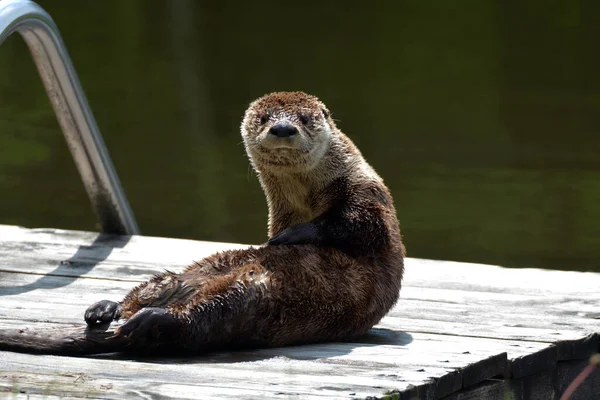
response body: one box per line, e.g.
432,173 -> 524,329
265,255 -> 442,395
0,91 -> 404,356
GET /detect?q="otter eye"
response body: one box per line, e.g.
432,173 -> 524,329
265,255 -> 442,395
321,109 -> 330,118
298,114 -> 309,125
259,114 -> 269,124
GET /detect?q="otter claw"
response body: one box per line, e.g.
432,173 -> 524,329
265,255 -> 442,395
85,300 -> 122,325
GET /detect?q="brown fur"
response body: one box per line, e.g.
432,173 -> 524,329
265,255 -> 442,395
0,91 -> 404,356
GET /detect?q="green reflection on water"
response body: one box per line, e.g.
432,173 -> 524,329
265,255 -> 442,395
1,0 -> 598,271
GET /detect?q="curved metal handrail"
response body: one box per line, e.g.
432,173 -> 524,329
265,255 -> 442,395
0,0 -> 139,235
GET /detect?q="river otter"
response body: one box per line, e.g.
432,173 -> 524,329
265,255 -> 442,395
0,91 -> 405,356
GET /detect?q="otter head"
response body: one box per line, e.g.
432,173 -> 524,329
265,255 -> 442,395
241,91 -> 335,173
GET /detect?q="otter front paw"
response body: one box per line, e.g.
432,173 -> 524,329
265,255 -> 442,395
84,300 -> 122,325
268,222 -> 320,246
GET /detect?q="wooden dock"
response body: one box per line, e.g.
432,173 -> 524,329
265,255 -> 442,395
0,224 -> 598,399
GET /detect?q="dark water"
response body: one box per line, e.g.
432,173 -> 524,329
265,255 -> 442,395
1,1 -> 599,271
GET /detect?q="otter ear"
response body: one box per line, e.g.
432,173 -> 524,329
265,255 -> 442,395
321,108 -> 330,118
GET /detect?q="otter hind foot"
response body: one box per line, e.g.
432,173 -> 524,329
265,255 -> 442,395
84,300 -> 122,325
112,307 -> 178,342
268,222 -> 320,246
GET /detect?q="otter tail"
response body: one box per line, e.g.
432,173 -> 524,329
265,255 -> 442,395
0,324 -> 127,356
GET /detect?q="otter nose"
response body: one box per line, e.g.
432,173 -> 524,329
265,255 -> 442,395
269,123 -> 298,138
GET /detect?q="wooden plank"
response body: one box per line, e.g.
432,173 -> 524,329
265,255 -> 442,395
391,289 -> 599,335
439,379 -> 507,400
1,268 -> 596,354
0,272 -> 132,325
1,224 -> 597,334
0,370 -> 346,399
554,333 -> 599,361
432,368 -> 463,399
0,349 -> 475,399
2,233 -> 598,351
462,353 -> 506,387
0,224 -> 247,267
2,224 -> 599,398
0,240 -> 594,387
509,345 -> 556,379
4,276 -> 593,355
2,224 -> 600,294
508,370 -> 557,400
0,301 -> 519,398
0,270 -> 555,360
0,315 -> 516,383
1,371 -> 123,400
3,258 -> 598,344
0,311 -> 538,398
377,317 -> 593,357
555,358 -> 600,400
402,257 -> 600,295
2,272 -> 595,360
0,322 -> 552,399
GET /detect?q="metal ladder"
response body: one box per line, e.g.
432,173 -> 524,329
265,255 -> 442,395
0,0 -> 139,235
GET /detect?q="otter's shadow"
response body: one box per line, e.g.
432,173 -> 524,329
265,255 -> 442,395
0,233 -> 131,296
94,329 -> 413,365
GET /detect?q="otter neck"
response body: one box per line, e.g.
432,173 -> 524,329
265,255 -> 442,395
256,137 -> 354,237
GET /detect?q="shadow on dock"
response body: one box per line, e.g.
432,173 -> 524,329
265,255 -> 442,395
0,234 -> 131,296
89,329 -> 414,365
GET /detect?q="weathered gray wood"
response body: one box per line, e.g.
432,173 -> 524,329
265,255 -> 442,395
0,368 -> 351,399
554,333 -> 599,361
2,225 -> 597,323
462,352 -> 507,388
0,224 -> 598,289
2,224 -> 599,294
0,270 -> 558,359
0,274 -> 514,398
1,224 -> 599,399
432,368 -> 463,399
0,347 -> 496,399
439,379 -> 507,400
555,358 -> 600,400
508,370 -> 557,400
2,228 -> 597,351
402,257 -> 600,295
509,345 -> 557,379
